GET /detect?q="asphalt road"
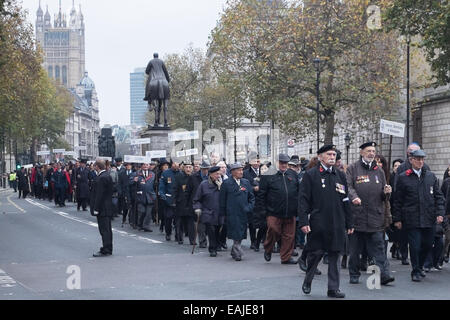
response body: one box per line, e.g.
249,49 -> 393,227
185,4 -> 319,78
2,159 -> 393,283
1,188 -> 449,300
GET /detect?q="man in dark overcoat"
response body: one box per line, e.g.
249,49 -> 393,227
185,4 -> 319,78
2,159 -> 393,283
92,160 -> 114,257
220,163 -> 255,261
193,166 -> 223,256
75,159 -> 90,211
299,145 -> 354,298
392,149 -> 445,281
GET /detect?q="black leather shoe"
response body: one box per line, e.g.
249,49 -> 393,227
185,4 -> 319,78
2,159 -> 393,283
423,267 -> 431,273
419,270 -> 426,277
166,235 -> 171,241
298,243 -> 305,250
402,259 -> 410,265
315,269 -> 322,275
143,228 -> 153,232
264,251 -> 272,262
216,247 -> 223,252
411,274 -> 421,282
381,275 -> 395,285
93,251 -> 111,257
281,258 -> 298,265
434,265 -> 443,271
444,255 -> 449,263
254,246 -> 260,252
178,241 -> 183,245
349,276 -> 359,284
292,250 -> 299,257
250,243 -> 256,250
234,256 -> 242,261
210,252 -> 217,257
327,290 -> 345,298
302,282 -> 311,294
298,258 -> 307,272
222,244 -> 228,250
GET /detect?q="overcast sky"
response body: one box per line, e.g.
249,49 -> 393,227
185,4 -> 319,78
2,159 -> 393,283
20,0 -> 228,127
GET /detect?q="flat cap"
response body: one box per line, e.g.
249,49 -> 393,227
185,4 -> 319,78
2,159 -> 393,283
115,157 -> 123,163
288,156 -> 300,165
208,166 -> 221,174
317,145 -> 336,154
278,153 -> 290,162
411,149 -> 426,157
359,141 -> 377,149
229,163 -> 244,171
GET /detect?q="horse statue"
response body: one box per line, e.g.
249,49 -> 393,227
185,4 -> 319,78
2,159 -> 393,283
144,53 -> 171,128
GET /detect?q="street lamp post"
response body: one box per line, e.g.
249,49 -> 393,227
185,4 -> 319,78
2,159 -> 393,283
406,37 -> 410,147
209,104 -> 213,129
345,133 -> 351,165
313,58 -> 321,150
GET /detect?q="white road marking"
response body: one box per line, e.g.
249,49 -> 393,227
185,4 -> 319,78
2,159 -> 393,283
25,199 -> 162,244
7,195 -> 26,213
0,269 -> 17,288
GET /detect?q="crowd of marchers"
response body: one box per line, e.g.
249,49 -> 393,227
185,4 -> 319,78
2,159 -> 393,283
8,142 -> 450,298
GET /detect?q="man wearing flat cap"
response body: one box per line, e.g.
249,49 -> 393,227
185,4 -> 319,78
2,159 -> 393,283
220,163 -> 255,261
193,166 -> 223,256
298,145 -> 354,298
187,160 -> 211,248
256,153 -> 299,264
392,149 -> 445,282
345,142 -> 395,286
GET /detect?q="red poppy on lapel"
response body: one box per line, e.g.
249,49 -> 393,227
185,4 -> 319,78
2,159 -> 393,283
287,176 -> 292,181
373,166 -> 378,170
406,169 -> 412,176
240,186 -> 246,191
319,166 -> 324,173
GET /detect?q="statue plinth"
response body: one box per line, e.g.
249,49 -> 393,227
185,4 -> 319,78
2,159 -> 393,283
140,127 -> 174,158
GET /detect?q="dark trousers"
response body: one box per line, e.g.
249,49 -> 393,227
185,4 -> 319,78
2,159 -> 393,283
54,187 -> 65,206
255,226 -> 267,250
424,235 -> 444,268
165,205 -> 175,236
304,250 -> 340,291
264,216 -> 296,262
176,216 -> 195,243
197,222 -> 208,247
400,227 -> 409,259
349,231 -> 390,279
128,198 -> 138,226
248,222 -> 257,244
205,223 -> 220,253
19,189 -> 29,199
77,197 -> 88,210
96,216 -> 113,254
219,224 -> 227,247
137,203 -> 153,230
407,227 -> 435,275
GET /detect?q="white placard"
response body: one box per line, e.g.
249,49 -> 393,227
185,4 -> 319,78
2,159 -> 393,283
37,151 -> 50,156
185,148 -> 198,156
53,149 -> 66,153
176,150 -> 186,157
168,130 -> 199,142
63,151 -> 76,157
23,164 -> 33,169
75,146 -> 87,151
130,138 -> 151,145
96,156 -> 112,162
123,155 -> 151,163
146,150 -> 167,159
380,119 -> 405,138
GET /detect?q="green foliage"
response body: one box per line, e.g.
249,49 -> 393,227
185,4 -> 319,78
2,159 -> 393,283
384,0 -> 450,85
0,0 -> 73,161
209,0 -> 402,144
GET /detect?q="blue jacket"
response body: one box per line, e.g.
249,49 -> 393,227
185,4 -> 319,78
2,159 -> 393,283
220,177 -> 255,241
52,170 -> 68,190
193,178 -> 222,226
134,170 -> 156,205
159,168 -> 181,206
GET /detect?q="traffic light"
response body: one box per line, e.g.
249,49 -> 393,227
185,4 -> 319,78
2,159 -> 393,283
16,163 -> 21,170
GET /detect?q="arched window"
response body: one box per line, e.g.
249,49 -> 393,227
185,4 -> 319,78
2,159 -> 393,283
62,66 -> 67,85
48,66 -> 53,78
55,65 -> 60,81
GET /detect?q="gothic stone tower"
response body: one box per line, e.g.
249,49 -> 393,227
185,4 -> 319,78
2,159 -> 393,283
35,0 -> 85,89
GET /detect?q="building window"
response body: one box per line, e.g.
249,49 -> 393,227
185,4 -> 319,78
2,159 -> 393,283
62,66 -> 67,86
55,65 -> 60,81
48,66 -> 53,78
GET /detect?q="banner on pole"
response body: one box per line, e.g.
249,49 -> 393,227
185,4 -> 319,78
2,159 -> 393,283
146,150 -> 167,159
168,130 -> 199,142
123,155 -> 151,163
130,138 -> 151,145
380,119 -> 405,138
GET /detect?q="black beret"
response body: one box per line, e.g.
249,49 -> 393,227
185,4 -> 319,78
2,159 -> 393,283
359,141 -> 377,149
115,157 -> 123,162
208,166 -> 220,174
80,159 -> 87,164
317,145 -> 336,154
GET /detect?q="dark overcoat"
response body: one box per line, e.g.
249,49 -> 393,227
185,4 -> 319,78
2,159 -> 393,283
75,167 -> 90,199
298,164 -> 353,252
193,178 -> 222,225
134,170 -> 156,205
172,171 -> 195,218
220,178 -> 255,241
94,171 -> 113,217
392,167 -> 444,228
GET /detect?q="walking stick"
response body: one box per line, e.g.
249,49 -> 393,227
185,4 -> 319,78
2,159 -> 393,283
192,213 -> 200,254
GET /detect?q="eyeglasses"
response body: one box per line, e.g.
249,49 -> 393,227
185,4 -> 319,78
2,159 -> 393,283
412,157 -> 425,162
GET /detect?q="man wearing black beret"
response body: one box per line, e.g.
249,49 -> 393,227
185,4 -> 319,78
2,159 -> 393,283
298,145 -> 354,298
345,141 -> 395,285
